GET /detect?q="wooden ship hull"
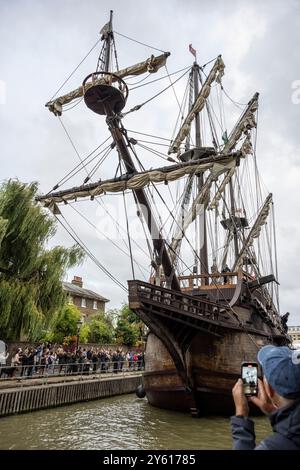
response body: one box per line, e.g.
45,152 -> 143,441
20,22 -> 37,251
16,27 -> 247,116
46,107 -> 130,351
129,275 -> 290,415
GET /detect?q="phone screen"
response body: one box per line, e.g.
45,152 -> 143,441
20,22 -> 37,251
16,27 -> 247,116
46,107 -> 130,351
241,362 -> 258,396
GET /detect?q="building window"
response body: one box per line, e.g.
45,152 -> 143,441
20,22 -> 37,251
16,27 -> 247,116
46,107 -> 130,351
68,296 -> 74,305
93,300 -> 97,310
81,298 -> 87,308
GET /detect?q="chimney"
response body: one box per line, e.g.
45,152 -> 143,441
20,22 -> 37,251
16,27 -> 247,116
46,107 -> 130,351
72,276 -> 83,288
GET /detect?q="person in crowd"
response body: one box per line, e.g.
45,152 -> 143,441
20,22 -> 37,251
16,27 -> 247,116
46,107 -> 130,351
0,349 -> 9,366
112,350 -> 119,373
0,344 -> 144,380
231,345 -> 300,450
26,348 -> 36,376
127,351 -> 133,370
0,348 -> 9,377
221,264 -> 231,284
92,349 -> 98,373
137,352 -> 143,371
133,352 -> 138,370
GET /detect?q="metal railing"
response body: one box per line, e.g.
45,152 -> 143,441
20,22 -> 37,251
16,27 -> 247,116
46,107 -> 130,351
0,360 -> 144,383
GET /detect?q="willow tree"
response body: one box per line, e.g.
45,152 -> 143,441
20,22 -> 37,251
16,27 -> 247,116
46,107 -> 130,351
0,180 -> 84,340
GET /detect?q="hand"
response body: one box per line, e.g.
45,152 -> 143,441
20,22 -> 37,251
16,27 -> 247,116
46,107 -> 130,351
249,378 -> 277,415
232,378 -> 249,417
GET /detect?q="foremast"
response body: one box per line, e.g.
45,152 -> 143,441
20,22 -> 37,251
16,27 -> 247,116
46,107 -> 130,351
42,11 -> 180,291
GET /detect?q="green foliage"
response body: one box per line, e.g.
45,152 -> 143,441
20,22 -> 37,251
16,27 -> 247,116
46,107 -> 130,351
104,308 -> 119,328
88,313 -> 114,344
51,304 -> 81,344
0,180 -> 84,340
79,324 -> 90,344
114,304 -> 141,346
41,331 -> 55,343
0,217 -> 8,248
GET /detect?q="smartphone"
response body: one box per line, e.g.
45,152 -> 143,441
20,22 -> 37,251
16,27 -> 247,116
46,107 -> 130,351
241,362 -> 258,396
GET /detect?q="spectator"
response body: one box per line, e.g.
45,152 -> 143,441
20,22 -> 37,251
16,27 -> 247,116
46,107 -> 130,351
231,345 -> 300,450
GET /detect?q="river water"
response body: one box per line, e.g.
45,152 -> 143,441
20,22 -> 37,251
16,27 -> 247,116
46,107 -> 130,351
0,394 -> 271,450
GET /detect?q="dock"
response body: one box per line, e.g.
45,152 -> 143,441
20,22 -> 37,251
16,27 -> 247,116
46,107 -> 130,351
0,373 -> 143,417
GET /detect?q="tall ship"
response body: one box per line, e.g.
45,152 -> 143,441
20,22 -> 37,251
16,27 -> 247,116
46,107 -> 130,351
38,12 -> 290,415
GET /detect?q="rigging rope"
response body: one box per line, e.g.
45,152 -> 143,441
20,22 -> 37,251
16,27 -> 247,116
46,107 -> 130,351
69,203 -> 148,279
221,85 -> 248,109
114,30 -> 166,53
58,117 -> 89,177
127,129 -> 171,142
271,203 -> 280,311
170,70 -> 191,145
62,97 -> 84,112
46,137 -> 112,194
126,74 -> 151,85
55,118 -> 153,264
49,38 -> 101,101
122,191 -> 135,279
165,64 -> 185,119
122,68 -> 190,117
112,34 -> 120,72
145,173 -> 270,348
128,65 -> 190,91
56,212 -> 128,292
86,146 -> 113,181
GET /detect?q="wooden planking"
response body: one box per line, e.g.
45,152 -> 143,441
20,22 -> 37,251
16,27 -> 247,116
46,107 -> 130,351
0,375 -> 142,417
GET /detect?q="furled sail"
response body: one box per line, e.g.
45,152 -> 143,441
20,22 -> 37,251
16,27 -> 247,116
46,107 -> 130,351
170,159 -> 236,257
223,92 -> 258,154
168,55 -> 225,155
208,167 -> 235,210
208,93 -> 259,210
232,193 -> 273,271
45,52 -> 170,116
38,153 -> 239,208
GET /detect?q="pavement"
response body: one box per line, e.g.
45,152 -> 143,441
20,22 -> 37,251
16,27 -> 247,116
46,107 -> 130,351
0,371 -> 143,390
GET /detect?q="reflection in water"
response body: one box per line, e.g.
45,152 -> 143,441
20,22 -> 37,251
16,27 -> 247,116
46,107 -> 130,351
0,394 -> 271,450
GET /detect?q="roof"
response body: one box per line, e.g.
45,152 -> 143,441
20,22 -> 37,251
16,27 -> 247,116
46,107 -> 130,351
63,282 -> 109,303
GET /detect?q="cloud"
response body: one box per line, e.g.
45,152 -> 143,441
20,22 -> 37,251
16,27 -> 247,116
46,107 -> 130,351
1,0 -> 299,326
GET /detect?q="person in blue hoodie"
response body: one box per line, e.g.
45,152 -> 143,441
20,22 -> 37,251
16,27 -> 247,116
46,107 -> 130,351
231,345 -> 300,450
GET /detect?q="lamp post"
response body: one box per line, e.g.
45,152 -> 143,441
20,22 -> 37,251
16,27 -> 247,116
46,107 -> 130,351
76,319 -> 83,351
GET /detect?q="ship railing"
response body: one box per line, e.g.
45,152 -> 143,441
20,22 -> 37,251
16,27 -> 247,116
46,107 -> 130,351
149,272 -> 239,290
0,361 -> 144,384
129,280 -> 229,322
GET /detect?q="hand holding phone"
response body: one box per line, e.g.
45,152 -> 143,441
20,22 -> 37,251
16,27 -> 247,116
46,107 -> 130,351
241,362 -> 258,396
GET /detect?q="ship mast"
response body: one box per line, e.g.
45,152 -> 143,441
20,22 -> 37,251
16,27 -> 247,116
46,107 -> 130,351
229,179 -> 239,261
85,12 -> 181,291
104,10 -> 113,73
192,62 -> 209,284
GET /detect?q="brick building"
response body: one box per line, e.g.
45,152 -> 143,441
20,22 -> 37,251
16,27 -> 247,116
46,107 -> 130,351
63,276 -> 109,322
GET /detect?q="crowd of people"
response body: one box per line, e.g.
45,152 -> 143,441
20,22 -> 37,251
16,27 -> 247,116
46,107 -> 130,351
0,342 -> 144,378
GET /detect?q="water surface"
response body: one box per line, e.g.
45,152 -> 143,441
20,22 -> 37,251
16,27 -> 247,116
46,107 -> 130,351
0,394 -> 271,450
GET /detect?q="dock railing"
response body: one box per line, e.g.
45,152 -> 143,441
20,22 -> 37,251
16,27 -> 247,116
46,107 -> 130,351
0,360 -> 144,384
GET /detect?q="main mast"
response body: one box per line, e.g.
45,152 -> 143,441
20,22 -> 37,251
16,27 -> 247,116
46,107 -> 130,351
192,62 -> 209,283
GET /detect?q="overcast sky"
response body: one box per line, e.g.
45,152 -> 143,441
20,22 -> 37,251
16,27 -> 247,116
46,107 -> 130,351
1,0 -> 300,325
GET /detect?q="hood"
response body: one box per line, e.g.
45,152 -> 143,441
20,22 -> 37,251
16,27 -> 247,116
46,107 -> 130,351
270,399 -> 300,446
